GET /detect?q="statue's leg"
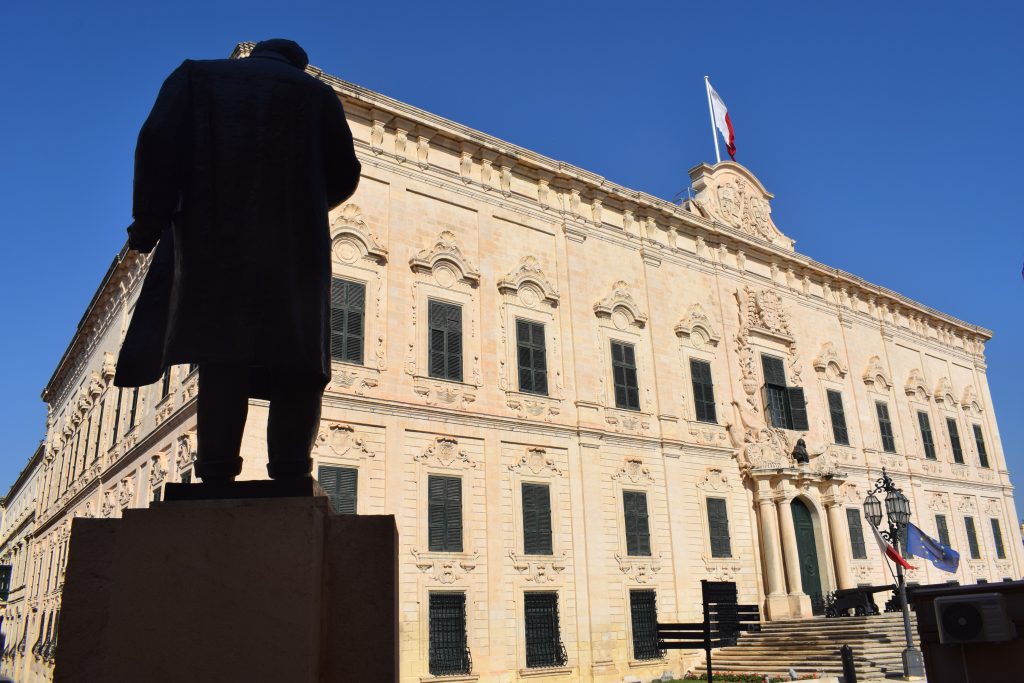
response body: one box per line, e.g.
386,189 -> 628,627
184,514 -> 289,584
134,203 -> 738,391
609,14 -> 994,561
195,364 -> 248,482
266,376 -> 323,480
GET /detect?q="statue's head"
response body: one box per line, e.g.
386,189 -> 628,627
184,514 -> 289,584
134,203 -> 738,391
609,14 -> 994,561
250,39 -> 309,70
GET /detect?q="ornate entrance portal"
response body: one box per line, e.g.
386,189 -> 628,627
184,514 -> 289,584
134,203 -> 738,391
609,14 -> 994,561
791,498 -> 824,615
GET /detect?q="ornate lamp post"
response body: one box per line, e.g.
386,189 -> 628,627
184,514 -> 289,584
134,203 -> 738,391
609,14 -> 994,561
863,468 -> 925,679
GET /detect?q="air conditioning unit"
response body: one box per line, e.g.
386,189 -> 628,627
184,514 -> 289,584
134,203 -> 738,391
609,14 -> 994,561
935,593 -> 1017,644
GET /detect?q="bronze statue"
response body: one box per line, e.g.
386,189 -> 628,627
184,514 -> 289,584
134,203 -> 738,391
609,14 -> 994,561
792,438 -> 810,465
114,39 -> 361,483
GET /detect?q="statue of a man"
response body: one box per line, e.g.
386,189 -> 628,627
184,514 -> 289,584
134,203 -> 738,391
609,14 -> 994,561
114,39 -> 361,484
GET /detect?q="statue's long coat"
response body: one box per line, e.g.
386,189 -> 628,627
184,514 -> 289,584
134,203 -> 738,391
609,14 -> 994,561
114,51 -> 361,396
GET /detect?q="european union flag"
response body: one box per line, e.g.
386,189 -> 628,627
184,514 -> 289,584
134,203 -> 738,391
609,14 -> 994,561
906,522 -> 960,573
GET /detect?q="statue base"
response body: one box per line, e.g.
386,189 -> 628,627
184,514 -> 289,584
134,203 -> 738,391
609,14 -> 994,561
54,493 -> 397,682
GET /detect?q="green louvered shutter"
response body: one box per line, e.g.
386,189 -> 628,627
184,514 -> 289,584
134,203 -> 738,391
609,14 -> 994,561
429,475 -> 463,552
991,519 -> 1006,559
522,483 -> 553,555
317,465 -> 358,514
964,517 -> 981,559
876,402 -> 896,453
973,424 -> 989,468
918,411 -> 937,460
846,508 -> 867,559
707,497 -> 732,558
623,491 -> 651,556
787,386 -> 809,431
827,390 -> 849,445
935,514 -> 951,547
690,359 -> 717,423
429,301 -> 463,381
947,418 -> 964,464
330,278 -> 365,365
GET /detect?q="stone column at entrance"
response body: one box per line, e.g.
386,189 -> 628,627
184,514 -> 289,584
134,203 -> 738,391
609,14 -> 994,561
777,496 -> 813,618
824,493 -> 855,590
755,485 -> 789,620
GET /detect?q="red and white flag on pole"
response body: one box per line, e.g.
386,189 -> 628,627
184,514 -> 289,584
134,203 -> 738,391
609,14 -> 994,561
870,524 -> 915,570
707,80 -> 736,161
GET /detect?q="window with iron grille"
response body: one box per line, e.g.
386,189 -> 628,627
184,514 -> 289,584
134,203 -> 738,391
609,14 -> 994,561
330,278 -> 365,365
827,390 -> 849,445
318,465 -> 358,514
690,359 -> 717,423
428,300 -> 463,382
707,497 -> 732,558
846,508 -> 867,559
428,475 -> 463,552
522,483 -> 553,556
991,519 -> 1006,559
761,355 -> 808,431
524,592 -> 567,669
428,592 -> 471,676
973,425 -> 990,468
935,515 -> 951,547
611,341 -> 640,410
964,517 -> 981,559
516,319 -> 548,395
947,418 -> 964,464
876,402 -> 896,453
918,411 -> 937,460
623,491 -> 651,556
629,589 -> 662,661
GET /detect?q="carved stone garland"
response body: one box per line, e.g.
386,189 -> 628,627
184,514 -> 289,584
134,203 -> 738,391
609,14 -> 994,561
314,422 -> 377,461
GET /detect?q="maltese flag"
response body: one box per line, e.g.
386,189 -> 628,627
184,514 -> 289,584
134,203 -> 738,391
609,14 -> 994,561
871,523 -> 915,571
707,80 -> 736,161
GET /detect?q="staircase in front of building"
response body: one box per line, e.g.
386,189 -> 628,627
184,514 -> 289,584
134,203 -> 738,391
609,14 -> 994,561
699,612 -> 921,680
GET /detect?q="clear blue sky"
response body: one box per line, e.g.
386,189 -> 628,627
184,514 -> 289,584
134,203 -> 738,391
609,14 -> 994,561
1,1 -> 1021,501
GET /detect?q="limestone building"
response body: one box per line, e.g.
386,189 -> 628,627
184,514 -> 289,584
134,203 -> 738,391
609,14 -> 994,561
1,43 -> 1020,682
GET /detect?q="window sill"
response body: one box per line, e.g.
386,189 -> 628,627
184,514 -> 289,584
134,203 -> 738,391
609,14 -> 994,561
518,666 -> 572,678
420,675 -> 478,683
628,657 -> 668,668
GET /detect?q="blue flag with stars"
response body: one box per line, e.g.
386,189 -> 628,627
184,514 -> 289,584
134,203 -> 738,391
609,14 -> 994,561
906,522 -> 959,573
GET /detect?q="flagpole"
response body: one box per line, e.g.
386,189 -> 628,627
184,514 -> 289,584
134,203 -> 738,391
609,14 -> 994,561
704,75 -> 721,164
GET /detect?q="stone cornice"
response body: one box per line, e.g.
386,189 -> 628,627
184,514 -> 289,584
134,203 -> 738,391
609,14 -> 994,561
299,47 -> 991,345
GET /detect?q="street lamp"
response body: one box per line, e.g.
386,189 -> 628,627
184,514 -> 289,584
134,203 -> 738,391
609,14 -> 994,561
863,468 -> 926,679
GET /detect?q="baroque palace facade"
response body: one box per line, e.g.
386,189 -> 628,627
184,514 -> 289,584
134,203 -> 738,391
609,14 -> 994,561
1,43 -> 1021,682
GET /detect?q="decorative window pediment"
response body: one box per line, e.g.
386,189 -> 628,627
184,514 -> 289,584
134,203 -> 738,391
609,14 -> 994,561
593,280 -> 647,329
812,341 -> 847,380
314,422 -> 376,461
934,377 -> 958,407
497,256 -> 559,306
414,436 -> 478,469
862,356 -> 892,391
409,230 -> 480,286
330,204 -> 387,265
961,386 -> 983,415
611,457 -> 655,485
696,467 -> 732,493
675,303 -> 720,349
904,368 -> 931,400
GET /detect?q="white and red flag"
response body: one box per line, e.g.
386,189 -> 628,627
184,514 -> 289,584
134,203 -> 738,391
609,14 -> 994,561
705,78 -> 736,161
870,523 -> 916,571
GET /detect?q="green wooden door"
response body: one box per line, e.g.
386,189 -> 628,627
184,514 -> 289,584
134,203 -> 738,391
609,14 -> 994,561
791,498 -> 824,615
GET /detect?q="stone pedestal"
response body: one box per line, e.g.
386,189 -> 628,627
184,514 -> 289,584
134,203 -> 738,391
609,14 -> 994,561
53,493 -> 397,683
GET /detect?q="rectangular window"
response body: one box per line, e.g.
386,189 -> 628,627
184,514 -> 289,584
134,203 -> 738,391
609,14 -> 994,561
629,589 -> 661,661
317,465 -> 358,515
964,517 -> 981,559
918,411 -> 937,460
876,401 -> 896,453
330,278 -> 366,365
516,319 -> 548,396
827,390 -> 849,445
991,519 -> 1006,559
936,514 -> 951,547
846,508 -> 867,559
947,418 -> 964,464
129,387 -> 140,429
180,469 -> 192,485
611,341 -> 640,411
428,592 -> 471,676
428,475 -> 463,553
523,592 -> 567,669
761,355 -> 808,431
428,300 -> 463,382
973,425 -> 990,468
161,367 -> 171,398
623,490 -> 651,557
92,400 -> 105,462
110,387 -> 123,447
690,359 -> 717,423
707,497 -> 732,558
522,483 -> 553,556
